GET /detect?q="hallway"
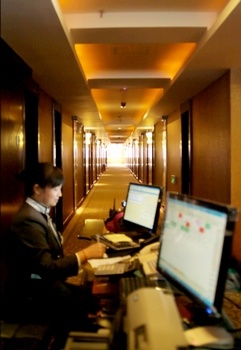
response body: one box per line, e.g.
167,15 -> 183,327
63,165 -> 139,255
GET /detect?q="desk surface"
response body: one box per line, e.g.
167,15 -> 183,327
90,273 -> 241,350
69,219 -> 241,349
65,273 -> 241,350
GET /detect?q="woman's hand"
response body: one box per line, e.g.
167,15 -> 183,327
78,242 -> 106,263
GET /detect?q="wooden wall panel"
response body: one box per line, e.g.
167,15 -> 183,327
62,111 -> 74,225
1,82 -> 25,235
192,73 -> 230,203
0,41 -> 29,239
154,121 -> 166,190
147,142 -> 153,185
133,141 -> 139,177
230,68 -> 241,266
38,89 -> 53,162
142,135 -> 148,184
0,39 -> 30,292
73,122 -> 84,209
166,110 -> 182,193
138,135 -> 144,182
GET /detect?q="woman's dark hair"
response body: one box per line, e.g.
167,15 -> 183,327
18,163 -> 64,196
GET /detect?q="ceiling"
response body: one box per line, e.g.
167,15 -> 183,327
2,0 -> 241,144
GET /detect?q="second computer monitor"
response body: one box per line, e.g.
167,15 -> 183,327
123,183 -> 162,234
157,192 -> 238,319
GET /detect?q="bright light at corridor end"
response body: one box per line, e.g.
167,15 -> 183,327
107,143 -> 125,165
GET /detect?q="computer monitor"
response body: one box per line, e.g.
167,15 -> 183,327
123,183 -> 162,234
157,192 -> 238,320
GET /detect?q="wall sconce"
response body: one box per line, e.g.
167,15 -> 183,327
146,131 -> 152,144
85,132 -> 92,145
120,102 -> 126,108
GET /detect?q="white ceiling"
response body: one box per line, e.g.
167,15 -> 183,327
2,0 -> 241,143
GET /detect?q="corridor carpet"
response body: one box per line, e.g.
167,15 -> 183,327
63,165 -> 139,255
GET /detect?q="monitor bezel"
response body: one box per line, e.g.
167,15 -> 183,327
157,192 -> 237,319
123,182 -> 163,234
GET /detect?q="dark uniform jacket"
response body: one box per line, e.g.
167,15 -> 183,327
6,202 -> 79,318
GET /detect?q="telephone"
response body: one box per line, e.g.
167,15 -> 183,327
138,242 -> 161,277
127,287 -> 188,350
94,242 -> 160,277
139,241 -> 160,255
94,258 -> 140,276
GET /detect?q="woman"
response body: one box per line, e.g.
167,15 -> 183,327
6,162 -> 106,348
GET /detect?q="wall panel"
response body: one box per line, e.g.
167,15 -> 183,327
0,40 -> 30,292
192,73 -> 230,203
38,89 -> 53,162
73,122 -> 84,209
166,110 -> 182,193
62,111 -> 74,225
138,135 -> 144,182
154,121 -> 165,189
230,68 -> 241,265
142,135 -> 148,184
1,81 -> 25,234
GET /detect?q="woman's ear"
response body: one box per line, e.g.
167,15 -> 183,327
33,184 -> 42,195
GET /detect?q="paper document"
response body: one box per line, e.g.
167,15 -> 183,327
104,233 -> 133,243
88,255 -> 132,268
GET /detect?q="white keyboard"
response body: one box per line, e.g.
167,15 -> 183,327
94,258 -> 140,276
139,252 -> 159,276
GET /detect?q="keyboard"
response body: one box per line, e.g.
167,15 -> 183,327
94,258 -> 140,276
138,251 -> 160,276
142,258 -> 158,276
119,275 -> 167,305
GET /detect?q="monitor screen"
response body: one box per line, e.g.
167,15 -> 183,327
157,192 -> 238,319
123,183 -> 162,233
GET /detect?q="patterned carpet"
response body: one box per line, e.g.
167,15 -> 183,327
63,165 -> 139,255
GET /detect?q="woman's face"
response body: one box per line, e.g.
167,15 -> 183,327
34,185 -> 62,207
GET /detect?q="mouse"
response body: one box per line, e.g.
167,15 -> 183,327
184,326 -> 234,349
